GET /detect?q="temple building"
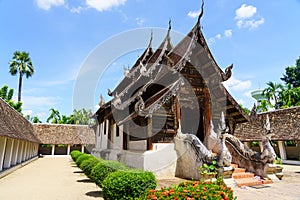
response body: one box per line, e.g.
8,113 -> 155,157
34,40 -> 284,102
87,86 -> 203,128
92,5 -> 278,180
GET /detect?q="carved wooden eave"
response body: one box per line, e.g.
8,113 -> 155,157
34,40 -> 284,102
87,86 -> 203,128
110,34 -> 154,97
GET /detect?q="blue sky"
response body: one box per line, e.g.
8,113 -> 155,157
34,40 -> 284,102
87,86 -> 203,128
1,0 -> 300,122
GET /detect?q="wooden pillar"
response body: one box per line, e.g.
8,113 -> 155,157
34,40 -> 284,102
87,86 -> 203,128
175,97 -> 181,133
123,123 -> 128,150
81,144 -> 85,153
67,144 -> 71,155
51,144 -> 55,155
3,138 -> 14,169
147,118 -> 153,150
0,137 -> 7,171
11,139 -> 20,166
278,141 -> 287,160
204,88 -> 211,138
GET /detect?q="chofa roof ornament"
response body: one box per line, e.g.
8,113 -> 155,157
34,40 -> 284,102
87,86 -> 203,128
197,0 -> 205,27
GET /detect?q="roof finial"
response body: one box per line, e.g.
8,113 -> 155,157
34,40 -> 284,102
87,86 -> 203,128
148,30 -> 153,48
197,0 -> 205,26
168,18 -> 172,31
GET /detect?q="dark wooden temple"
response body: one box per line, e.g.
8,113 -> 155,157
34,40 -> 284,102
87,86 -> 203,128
94,11 -> 250,152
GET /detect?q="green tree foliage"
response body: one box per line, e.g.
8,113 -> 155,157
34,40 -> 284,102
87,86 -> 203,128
0,85 -> 22,112
25,114 -> 42,123
257,100 -> 274,112
46,108 -> 94,125
9,51 -> 34,102
70,108 -> 93,125
262,56 -> 300,109
278,84 -> 300,108
281,57 -> 300,87
239,104 -> 250,115
46,108 -> 61,124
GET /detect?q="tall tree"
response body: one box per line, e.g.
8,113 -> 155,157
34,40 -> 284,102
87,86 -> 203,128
9,51 -> 34,102
262,81 -> 283,108
281,56 -> 300,87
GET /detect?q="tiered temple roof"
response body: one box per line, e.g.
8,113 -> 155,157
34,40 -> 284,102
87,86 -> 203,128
95,11 -> 249,131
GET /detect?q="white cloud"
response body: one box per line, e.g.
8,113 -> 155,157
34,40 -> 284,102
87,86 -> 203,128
135,17 -> 145,26
224,29 -> 232,37
36,0 -> 65,10
22,96 -> 62,108
70,6 -> 84,14
244,90 -> 253,98
237,99 -> 245,105
223,76 -> 252,91
235,4 -> 264,30
237,18 -> 265,30
86,0 -> 127,12
23,110 -> 33,116
207,37 -> 216,45
216,34 -> 222,39
187,10 -> 200,18
235,4 -> 256,20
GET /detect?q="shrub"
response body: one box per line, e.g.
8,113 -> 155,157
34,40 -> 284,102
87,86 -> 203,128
102,169 -> 157,200
76,154 -> 92,167
70,150 -> 83,162
80,157 -> 101,178
145,179 -> 236,200
90,160 -> 128,187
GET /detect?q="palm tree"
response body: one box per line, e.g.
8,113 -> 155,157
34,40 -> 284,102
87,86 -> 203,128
262,81 -> 283,109
9,51 -> 34,102
46,108 -> 61,124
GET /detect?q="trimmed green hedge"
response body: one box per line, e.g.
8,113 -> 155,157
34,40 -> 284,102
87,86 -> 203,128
102,169 -> 157,200
70,150 -> 83,162
90,160 -> 128,187
76,154 -> 92,167
80,157 -> 101,178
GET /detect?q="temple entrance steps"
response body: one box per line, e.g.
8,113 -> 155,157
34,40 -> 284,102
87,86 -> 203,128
231,163 -> 272,187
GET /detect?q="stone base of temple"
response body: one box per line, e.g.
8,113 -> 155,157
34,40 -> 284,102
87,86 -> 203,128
91,143 -> 178,177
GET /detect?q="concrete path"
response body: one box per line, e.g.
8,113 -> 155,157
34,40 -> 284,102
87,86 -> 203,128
0,156 -> 103,200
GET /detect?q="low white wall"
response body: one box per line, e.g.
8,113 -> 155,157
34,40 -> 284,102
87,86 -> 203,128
128,140 -> 147,151
92,143 -> 177,177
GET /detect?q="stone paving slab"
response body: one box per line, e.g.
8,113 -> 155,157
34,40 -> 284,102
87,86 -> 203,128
0,156 -> 103,200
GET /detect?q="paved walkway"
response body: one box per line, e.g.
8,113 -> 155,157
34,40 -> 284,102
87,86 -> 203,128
233,164 -> 300,200
0,156 -> 103,200
0,157 -> 300,200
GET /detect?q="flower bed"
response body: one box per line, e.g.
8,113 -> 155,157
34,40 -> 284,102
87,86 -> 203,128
145,179 -> 236,200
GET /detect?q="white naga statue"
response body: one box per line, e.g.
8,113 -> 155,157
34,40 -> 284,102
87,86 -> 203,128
260,114 -> 277,163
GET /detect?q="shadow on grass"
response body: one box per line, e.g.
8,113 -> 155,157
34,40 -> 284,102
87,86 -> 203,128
73,171 -> 84,173
86,190 -> 103,198
77,178 -> 93,183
